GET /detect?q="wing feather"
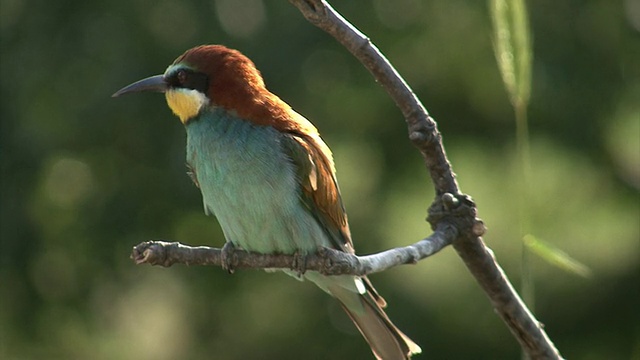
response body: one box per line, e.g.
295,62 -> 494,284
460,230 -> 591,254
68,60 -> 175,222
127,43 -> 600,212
281,133 -> 354,254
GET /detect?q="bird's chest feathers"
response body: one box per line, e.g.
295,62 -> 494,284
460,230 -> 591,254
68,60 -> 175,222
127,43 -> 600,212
184,110 -> 329,254
185,111 -> 297,205
165,88 -> 209,124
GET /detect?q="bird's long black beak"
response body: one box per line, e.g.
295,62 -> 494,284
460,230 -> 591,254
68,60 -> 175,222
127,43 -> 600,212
112,75 -> 167,97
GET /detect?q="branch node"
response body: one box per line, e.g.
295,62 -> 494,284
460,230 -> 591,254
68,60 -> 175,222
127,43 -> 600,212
409,130 -> 427,143
473,219 -> 487,237
442,192 -> 459,209
427,192 -> 483,243
408,116 -> 433,145
131,241 -> 173,267
356,36 -> 373,54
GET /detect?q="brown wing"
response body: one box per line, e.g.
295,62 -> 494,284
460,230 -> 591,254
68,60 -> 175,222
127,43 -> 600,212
281,132 -> 354,254
282,131 -> 387,308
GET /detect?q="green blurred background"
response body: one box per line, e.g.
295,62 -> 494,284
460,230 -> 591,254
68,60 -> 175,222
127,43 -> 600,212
1,0 -> 638,359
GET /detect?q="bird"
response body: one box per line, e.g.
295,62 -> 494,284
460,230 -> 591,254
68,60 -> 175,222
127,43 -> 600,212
113,44 -> 421,360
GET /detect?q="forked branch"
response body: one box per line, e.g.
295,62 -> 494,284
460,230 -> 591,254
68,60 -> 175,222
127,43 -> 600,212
132,1 -> 563,358
287,1 -> 563,359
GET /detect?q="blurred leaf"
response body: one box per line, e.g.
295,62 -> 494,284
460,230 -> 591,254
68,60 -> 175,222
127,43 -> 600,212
523,234 -> 592,278
490,0 -> 532,107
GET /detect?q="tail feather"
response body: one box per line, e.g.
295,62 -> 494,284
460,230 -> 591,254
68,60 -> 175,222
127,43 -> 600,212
330,285 -> 421,360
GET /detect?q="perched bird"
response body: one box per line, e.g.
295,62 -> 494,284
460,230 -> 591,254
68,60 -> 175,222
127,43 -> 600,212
113,45 -> 421,360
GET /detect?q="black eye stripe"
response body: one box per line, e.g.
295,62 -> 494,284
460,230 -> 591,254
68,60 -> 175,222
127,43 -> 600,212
167,68 -> 208,93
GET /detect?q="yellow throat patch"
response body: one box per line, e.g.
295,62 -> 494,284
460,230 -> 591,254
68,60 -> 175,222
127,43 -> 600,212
165,88 -> 209,124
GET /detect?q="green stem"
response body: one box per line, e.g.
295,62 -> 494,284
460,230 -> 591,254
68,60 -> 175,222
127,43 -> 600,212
515,99 -> 534,314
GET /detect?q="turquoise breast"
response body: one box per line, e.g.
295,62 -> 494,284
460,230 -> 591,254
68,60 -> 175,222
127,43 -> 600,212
185,108 -> 329,255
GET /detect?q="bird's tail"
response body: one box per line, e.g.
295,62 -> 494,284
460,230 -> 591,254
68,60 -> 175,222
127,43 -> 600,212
329,280 -> 422,360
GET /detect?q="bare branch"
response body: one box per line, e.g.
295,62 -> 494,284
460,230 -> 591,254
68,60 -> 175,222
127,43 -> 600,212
288,0 -> 563,359
131,226 -> 454,276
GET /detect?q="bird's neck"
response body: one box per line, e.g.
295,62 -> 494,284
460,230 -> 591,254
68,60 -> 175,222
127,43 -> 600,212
184,107 -> 282,172
168,83 -> 320,140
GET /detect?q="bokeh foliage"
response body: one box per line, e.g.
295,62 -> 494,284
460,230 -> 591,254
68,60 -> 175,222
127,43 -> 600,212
1,0 -> 638,359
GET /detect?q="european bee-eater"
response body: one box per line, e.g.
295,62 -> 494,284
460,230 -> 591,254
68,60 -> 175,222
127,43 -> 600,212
113,45 -> 421,360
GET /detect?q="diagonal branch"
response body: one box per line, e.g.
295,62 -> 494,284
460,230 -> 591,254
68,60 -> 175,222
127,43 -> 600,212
289,0 -> 458,196
288,0 -> 563,359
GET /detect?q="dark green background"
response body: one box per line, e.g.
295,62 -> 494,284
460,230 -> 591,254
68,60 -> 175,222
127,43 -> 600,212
1,1 -> 638,359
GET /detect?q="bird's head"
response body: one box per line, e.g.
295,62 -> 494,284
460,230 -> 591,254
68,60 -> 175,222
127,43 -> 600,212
113,45 -> 271,124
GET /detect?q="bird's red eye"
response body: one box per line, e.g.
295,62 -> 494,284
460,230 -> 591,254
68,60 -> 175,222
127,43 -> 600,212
177,70 -> 187,84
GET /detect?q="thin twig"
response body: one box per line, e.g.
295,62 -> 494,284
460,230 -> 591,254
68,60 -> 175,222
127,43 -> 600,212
132,226 -> 454,276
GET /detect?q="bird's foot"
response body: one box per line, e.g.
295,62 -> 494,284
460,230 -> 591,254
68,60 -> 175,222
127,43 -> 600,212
292,250 -> 308,277
221,242 -> 236,274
